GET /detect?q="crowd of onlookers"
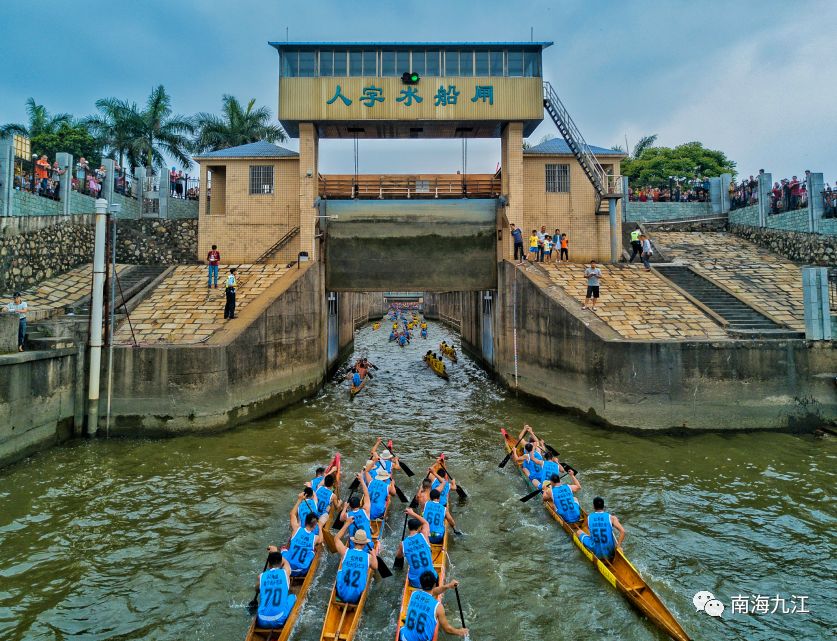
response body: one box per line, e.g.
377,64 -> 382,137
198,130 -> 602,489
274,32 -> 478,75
627,179 -> 710,203
824,183 -> 837,218
169,168 -> 199,200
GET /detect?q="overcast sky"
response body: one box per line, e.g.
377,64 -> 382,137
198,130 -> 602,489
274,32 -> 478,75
2,0 -> 834,180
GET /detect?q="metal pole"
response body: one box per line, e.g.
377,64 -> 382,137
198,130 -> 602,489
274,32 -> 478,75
105,216 -> 117,437
86,198 -> 108,435
609,197 -> 619,263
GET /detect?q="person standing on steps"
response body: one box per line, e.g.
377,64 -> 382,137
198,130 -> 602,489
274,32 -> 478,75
582,260 -> 602,311
224,267 -> 237,320
560,233 -> 569,262
510,223 -> 525,263
629,226 -> 642,263
206,244 -> 220,288
537,225 -> 547,262
640,234 -> 653,271
5,292 -> 28,351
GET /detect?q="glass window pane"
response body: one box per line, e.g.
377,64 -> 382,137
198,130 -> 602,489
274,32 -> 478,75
444,51 -> 459,76
490,51 -> 503,76
524,51 -> 541,77
283,50 -> 298,77
411,50 -> 425,75
426,50 -> 440,76
381,50 -> 396,76
460,51 -> 473,76
475,51 -> 489,76
334,50 -> 347,76
507,50 -> 523,76
319,50 -> 333,76
349,51 -> 363,76
298,51 -> 316,77
362,50 -> 376,76
394,50 -> 410,74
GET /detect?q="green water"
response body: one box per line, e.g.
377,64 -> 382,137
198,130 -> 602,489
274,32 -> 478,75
0,320 -> 834,641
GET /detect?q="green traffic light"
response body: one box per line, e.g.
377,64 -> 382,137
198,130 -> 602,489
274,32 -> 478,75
411,73 -> 419,83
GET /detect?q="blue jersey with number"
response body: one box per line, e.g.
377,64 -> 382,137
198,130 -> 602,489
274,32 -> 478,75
347,508 -> 374,551
298,498 -> 317,526
522,454 -> 542,481
403,532 -> 436,587
368,478 -> 389,519
310,475 -> 324,491
258,568 -> 292,624
335,548 -> 370,604
587,511 -> 616,558
401,590 -> 439,641
552,483 -> 581,523
422,500 -> 446,543
430,479 -> 451,507
287,527 -> 316,574
315,485 -> 333,517
541,460 -> 560,483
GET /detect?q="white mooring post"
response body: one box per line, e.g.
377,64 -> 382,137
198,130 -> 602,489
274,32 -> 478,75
86,198 -> 109,435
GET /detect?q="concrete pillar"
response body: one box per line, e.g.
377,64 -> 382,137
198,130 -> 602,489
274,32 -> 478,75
298,123 -> 319,259
608,198 -> 619,262
757,172 -> 771,227
720,173 -> 732,213
101,158 -> 115,206
56,152 -> 73,216
802,267 -> 832,340
158,170 -> 169,219
0,135 -> 13,217
621,176 -> 629,221
500,122 -> 523,262
135,166 -> 146,219
709,177 -> 722,215
807,172 -> 824,234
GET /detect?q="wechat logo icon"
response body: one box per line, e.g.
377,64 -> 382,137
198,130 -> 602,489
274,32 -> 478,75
694,591 -> 725,617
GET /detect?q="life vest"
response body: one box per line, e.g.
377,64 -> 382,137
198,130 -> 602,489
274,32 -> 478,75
335,548 -> 370,604
315,485 -> 333,516
552,483 -> 581,523
587,511 -> 616,558
287,526 -> 316,574
401,590 -> 439,641
403,532 -> 436,587
422,500 -> 446,543
257,567 -> 292,624
368,478 -> 389,519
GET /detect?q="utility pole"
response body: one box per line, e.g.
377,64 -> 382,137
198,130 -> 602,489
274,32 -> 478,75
86,198 -> 108,435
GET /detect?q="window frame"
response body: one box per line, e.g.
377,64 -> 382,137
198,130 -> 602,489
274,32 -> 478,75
545,163 -> 570,193
249,165 -> 275,195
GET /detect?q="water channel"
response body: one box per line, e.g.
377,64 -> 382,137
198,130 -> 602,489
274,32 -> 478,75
0,320 -> 834,641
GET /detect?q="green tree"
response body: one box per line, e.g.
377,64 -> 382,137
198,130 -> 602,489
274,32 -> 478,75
620,141 -> 736,187
192,95 -> 286,153
30,122 -> 101,165
83,97 -> 140,171
0,98 -> 72,138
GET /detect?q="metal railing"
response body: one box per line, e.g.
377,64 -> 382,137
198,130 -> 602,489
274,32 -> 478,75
167,173 -> 199,199
319,174 -> 501,199
254,226 -> 300,263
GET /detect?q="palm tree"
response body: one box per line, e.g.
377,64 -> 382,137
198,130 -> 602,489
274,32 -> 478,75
612,134 -> 658,159
192,95 -> 286,153
0,98 -> 72,138
121,85 -> 194,173
82,97 -> 140,171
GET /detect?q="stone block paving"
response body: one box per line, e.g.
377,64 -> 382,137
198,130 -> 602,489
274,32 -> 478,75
651,232 -> 805,331
2,263 -> 130,320
542,263 -> 728,340
113,264 -> 288,345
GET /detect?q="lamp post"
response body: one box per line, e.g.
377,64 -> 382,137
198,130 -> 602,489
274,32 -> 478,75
31,153 -> 38,194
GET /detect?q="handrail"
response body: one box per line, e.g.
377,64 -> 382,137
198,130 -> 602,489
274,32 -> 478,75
254,226 -> 300,264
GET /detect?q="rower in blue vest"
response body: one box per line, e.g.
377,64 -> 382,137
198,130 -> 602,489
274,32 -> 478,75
314,473 -> 338,526
255,550 -> 296,629
308,467 -> 326,491
287,493 -> 323,576
297,486 -> 318,529
427,468 -> 455,508
339,476 -> 374,552
364,466 -> 396,520
512,442 -> 544,487
333,518 -> 378,604
542,469 -> 581,523
368,438 -> 401,478
422,488 -> 456,544
399,572 -> 468,641
395,509 -> 437,588
534,451 -> 562,489
578,496 -> 626,560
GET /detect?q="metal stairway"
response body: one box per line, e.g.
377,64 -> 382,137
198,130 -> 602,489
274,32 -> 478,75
654,265 -> 798,336
254,226 -> 300,264
543,81 -> 610,204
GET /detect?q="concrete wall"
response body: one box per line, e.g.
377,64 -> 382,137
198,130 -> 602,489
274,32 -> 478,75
488,261 -> 835,431
624,201 -> 712,222
105,262 -> 326,434
0,347 -> 80,468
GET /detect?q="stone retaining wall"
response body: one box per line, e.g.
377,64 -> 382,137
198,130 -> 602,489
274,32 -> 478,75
729,224 -> 836,265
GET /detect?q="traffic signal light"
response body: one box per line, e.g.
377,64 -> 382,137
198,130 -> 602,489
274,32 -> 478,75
401,71 -> 420,85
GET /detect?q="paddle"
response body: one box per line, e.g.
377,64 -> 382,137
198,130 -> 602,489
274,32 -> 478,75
438,455 -> 467,500
247,557 -> 269,612
332,481 -> 359,530
394,485 -> 409,503
454,584 -> 470,640
393,492 -> 418,570
386,441 -> 415,477
518,468 -> 579,502
376,554 -> 393,579
498,435 -> 525,468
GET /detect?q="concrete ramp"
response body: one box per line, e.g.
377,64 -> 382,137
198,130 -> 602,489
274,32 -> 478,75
324,199 -> 497,291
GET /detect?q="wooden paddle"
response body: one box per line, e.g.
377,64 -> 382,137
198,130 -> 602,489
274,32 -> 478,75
438,455 -> 467,499
498,434 -> 525,468
386,440 -> 415,477
454,584 -> 470,640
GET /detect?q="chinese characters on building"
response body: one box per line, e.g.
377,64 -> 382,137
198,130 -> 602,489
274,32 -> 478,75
326,84 -> 493,108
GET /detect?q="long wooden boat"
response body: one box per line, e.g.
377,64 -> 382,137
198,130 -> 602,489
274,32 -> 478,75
245,454 -> 342,641
500,429 -> 691,641
318,455 -> 393,641
439,343 -> 458,363
423,355 -> 449,381
394,456 -> 449,641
